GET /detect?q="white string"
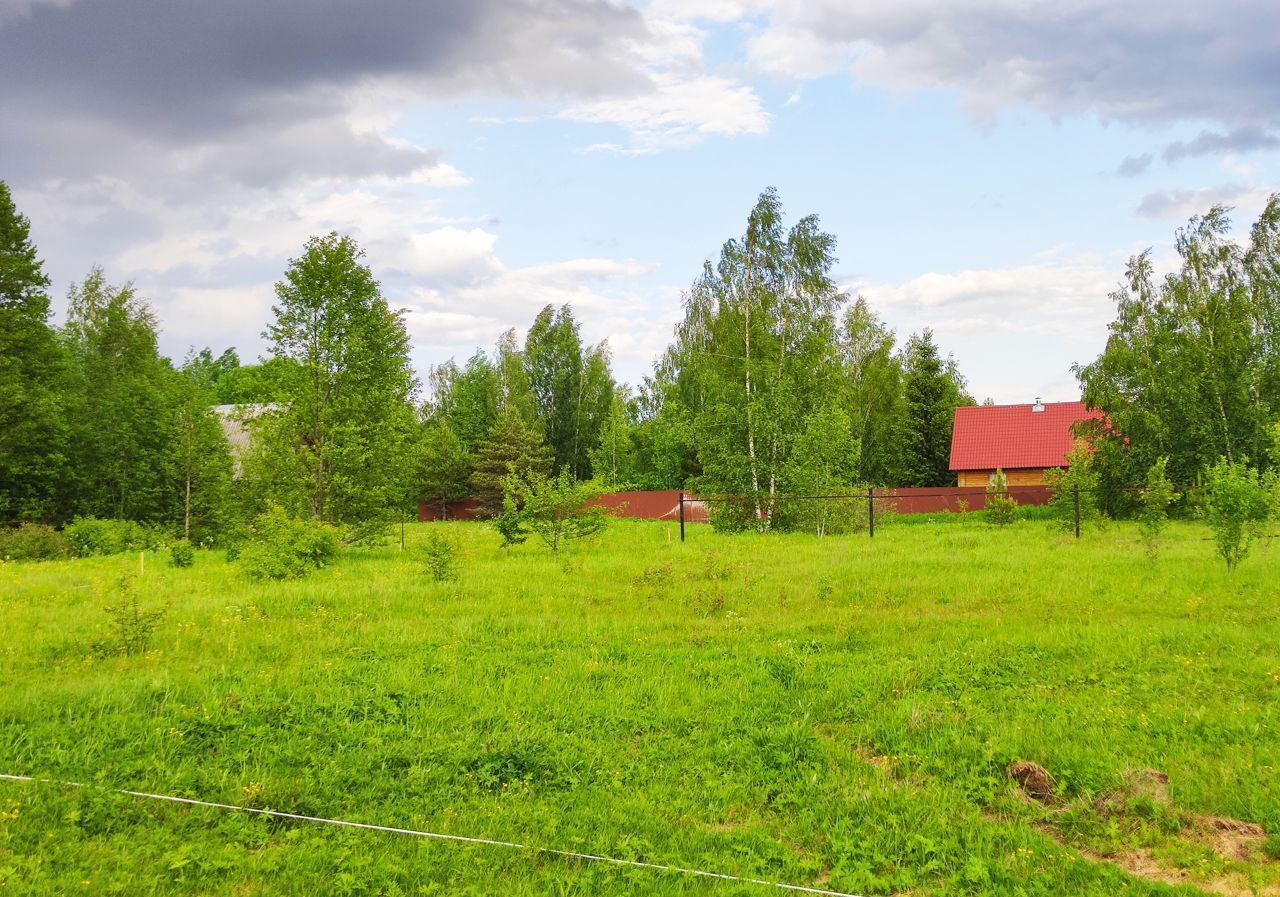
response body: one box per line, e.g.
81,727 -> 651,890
0,773 -> 862,897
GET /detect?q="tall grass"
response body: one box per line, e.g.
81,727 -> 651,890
0,518 -> 1276,895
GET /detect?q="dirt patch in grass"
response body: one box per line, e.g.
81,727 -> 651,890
1036,767 -> 1278,896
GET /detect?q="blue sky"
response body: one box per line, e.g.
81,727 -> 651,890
3,0 -> 1278,402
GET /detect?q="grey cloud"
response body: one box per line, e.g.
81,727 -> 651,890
1135,184 -> 1250,219
752,1 -> 1280,131
1163,127 -> 1280,163
1116,153 -> 1153,177
0,0 -> 648,186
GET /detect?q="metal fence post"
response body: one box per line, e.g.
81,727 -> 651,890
867,486 -> 875,539
1072,485 -> 1081,538
679,491 -> 686,542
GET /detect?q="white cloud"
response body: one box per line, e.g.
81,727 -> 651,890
562,70 -> 769,152
850,254 -> 1121,403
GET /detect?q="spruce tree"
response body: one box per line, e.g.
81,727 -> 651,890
900,329 -> 970,487
470,412 -> 552,517
64,269 -> 180,522
0,181 -> 70,521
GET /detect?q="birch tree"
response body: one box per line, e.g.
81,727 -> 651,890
671,188 -> 842,529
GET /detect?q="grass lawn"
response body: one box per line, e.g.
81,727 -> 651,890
1,516 -> 1278,896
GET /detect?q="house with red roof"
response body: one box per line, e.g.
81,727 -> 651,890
948,399 -> 1101,487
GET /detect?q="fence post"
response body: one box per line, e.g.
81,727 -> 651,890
679,491 -> 686,543
1072,485 -> 1081,539
867,486 -> 875,539
400,508 -> 406,550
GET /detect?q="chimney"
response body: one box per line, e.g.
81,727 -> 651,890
1032,397 -> 1045,413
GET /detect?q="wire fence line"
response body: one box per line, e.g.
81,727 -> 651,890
0,773 -> 865,897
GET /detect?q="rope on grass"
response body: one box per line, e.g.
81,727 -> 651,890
0,773 -> 862,897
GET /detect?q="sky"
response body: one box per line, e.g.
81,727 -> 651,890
2,0 -> 1278,404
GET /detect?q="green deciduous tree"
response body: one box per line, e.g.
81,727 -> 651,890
525,304 -> 615,479
251,233 -> 418,531
1204,458 -> 1272,571
428,350 -> 500,451
670,188 -> 844,527
1076,197 -> 1280,508
837,297 -> 906,485
0,181 -> 71,522
1137,456 -> 1179,561
1045,441 -> 1102,532
171,374 -> 235,544
779,404 -> 861,535
503,471 -> 608,557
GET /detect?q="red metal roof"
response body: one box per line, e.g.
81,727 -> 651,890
949,401 -> 1100,471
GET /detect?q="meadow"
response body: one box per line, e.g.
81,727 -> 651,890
1,515 -> 1278,896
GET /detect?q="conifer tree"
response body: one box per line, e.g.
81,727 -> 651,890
0,181 -> 70,521
470,412 -> 552,516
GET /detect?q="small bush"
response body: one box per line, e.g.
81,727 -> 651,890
0,523 -> 71,561
238,503 -> 339,581
101,576 -> 167,656
169,540 -> 195,568
1137,457 -> 1179,562
985,469 -> 1018,527
424,532 -> 458,582
1045,440 -> 1100,532
1204,458 -> 1272,571
64,517 -> 165,557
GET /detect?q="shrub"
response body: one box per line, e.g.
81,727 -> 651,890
1044,441 -> 1100,532
1137,457 -> 1179,562
0,523 -> 71,561
424,532 -> 458,582
64,517 -> 165,557
169,539 -> 195,568
238,503 -> 339,581
501,472 -> 608,557
985,469 -> 1018,526
1204,458 -> 1272,572
101,576 -> 167,656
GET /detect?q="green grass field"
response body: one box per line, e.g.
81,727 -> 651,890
2,517 -> 1278,896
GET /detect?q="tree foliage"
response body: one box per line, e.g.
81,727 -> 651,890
1137,456 -> 1179,561
0,181 -> 69,522
985,469 -> 1018,526
1076,197 -> 1280,507
668,188 -> 843,527
501,471 -> 608,557
900,329 -> 972,487
470,412 -> 553,517
1204,458 -> 1272,571
251,233 -> 418,530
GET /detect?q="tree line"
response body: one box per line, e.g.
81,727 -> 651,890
4,178 -> 1277,540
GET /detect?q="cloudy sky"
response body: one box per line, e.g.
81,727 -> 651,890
3,0 -> 1278,402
